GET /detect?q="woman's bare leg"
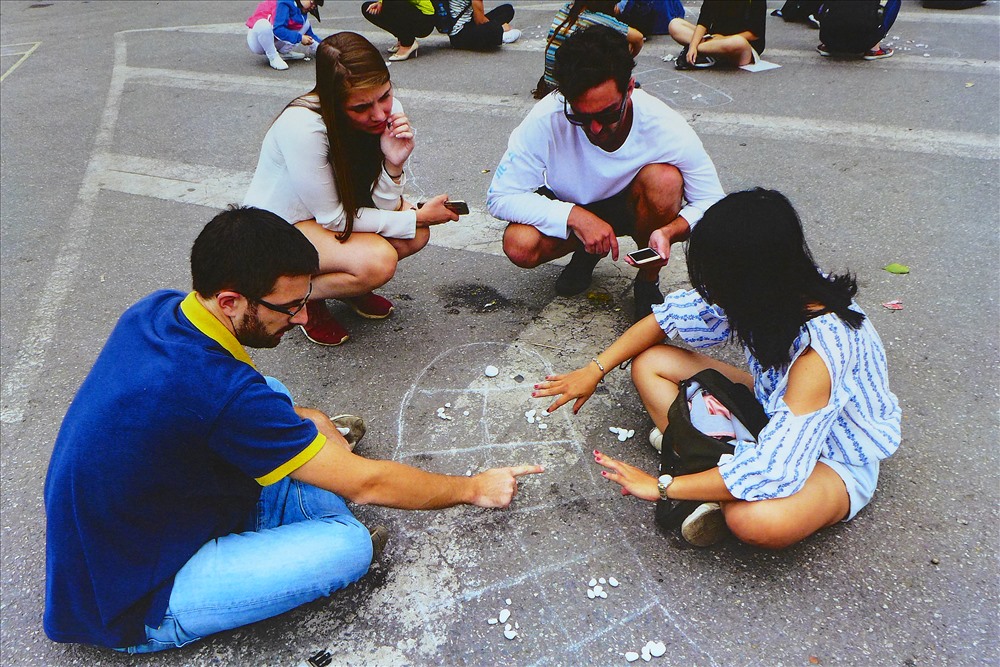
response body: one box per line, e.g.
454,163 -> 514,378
630,344 -> 752,432
722,462 -> 850,549
294,221 -> 398,300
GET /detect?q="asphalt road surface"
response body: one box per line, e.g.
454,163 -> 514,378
1,1 -> 997,666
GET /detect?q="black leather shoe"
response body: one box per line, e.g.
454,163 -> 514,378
633,279 -> 663,321
555,250 -> 602,296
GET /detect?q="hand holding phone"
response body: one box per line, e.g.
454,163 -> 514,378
443,200 -> 469,215
626,247 -> 662,265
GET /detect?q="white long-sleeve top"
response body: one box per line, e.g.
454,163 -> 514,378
652,289 -> 902,501
486,90 -> 724,239
244,100 -> 417,238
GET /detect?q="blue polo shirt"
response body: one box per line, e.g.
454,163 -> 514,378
43,290 -> 326,648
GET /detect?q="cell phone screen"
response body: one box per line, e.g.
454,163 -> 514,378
628,248 -> 660,263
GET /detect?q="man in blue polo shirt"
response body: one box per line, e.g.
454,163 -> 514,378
44,206 -> 544,653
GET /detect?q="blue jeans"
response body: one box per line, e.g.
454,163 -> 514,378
119,379 -> 371,654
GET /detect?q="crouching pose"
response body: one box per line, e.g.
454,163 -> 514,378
533,189 -> 901,548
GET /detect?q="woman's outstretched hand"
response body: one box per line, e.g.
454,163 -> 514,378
415,194 -> 459,227
532,362 -> 604,414
381,111 -> 414,171
593,450 -> 659,501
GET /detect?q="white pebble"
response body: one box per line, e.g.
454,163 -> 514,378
445,402 -> 452,408
505,623 -> 512,631
609,427 -> 621,435
589,578 -> 598,587
617,433 -> 628,442
538,423 -> 548,429
515,622 -> 519,629
599,591 -> 608,599
626,430 -> 635,438
641,647 -> 651,661
626,652 -> 640,662
436,407 -> 445,413
465,469 -> 472,476
593,585 -> 603,594
499,609 -> 510,623
599,578 -> 606,585
463,410 -> 470,416
484,365 -> 499,377
504,628 -> 518,640
649,641 -> 666,657
525,409 -> 536,419
505,598 -> 512,605
541,409 -> 551,416
488,618 -> 498,625
923,53 -> 930,57
587,589 -> 596,599
608,577 -> 619,587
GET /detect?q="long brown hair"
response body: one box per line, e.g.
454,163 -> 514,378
287,32 -> 389,241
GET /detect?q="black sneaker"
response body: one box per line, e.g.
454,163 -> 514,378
633,279 -> 663,321
674,47 -> 692,70
555,250 -> 602,296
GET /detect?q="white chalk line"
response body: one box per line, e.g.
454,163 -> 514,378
392,341 -> 721,662
115,63 -> 1000,161
0,37 -> 128,425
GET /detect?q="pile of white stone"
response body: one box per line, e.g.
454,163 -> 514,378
625,641 -> 667,662
486,598 -> 519,640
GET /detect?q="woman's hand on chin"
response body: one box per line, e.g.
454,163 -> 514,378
381,112 -> 414,168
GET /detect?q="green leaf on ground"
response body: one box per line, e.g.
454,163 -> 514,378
883,263 -> 910,275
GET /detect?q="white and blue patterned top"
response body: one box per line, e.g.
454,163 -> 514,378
652,289 -> 902,501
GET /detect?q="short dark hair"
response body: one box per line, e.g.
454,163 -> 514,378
191,206 -> 319,300
553,24 -> 634,101
686,189 -> 864,369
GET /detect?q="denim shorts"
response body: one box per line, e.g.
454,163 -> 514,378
820,457 -> 880,521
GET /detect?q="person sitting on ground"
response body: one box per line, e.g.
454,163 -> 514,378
362,0 -> 436,62
246,0 -> 323,71
244,32 -> 459,347
445,0 -> 522,51
613,0 -> 686,38
668,0 -> 767,70
488,25 -> 724,321
43,206 -> 544,653
532,1 -> 644,100
816,0 -> 901,61
532,189 -> 902,549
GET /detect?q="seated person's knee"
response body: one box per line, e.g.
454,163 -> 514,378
632,164 -> 683,200
725,502 -> 801,550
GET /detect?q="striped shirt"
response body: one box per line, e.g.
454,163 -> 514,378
652,289 -> 902,501
542,3 -> 631,88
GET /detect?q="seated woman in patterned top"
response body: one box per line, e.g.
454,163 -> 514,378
532,188 -> 902,549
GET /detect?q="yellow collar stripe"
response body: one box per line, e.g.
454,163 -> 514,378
179,292 -> 255,369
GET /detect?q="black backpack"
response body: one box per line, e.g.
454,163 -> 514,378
430,0 -> 471,34
774,0 -> 822,22
654,369 -> 769,530
818,1 -> 885,53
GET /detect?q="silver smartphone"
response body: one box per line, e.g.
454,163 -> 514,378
627,247 -> 661,265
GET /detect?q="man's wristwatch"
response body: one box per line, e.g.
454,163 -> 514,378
657,474 -> 673,501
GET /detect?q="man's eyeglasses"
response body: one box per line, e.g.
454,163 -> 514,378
254,281 -> 312,317
563,94 -> 628,128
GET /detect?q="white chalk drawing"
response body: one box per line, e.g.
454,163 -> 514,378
345,342 -> 723,666
634,65 -> 735,110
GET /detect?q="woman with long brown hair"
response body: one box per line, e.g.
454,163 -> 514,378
244,32 -> 457,346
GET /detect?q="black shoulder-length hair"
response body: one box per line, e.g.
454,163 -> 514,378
686,188 -> 865,369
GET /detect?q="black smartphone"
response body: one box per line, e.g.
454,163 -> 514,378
627,247 -> 662,265
444,200 -> 470,215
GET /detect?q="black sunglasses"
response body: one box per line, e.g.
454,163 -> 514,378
563,94 -> 628,128
254,281 -> 312,317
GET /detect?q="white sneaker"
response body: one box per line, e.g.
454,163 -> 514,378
502,28 -> 521,44
268,54 -> 288,70
281,50 -> 307,61
649,427 -> 663,453
681,502 -> 728,547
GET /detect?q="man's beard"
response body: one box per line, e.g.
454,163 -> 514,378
235,304 -> 287,349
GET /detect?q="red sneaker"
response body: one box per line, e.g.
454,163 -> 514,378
301,301 -> 349,346
343,293 -> 394,319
